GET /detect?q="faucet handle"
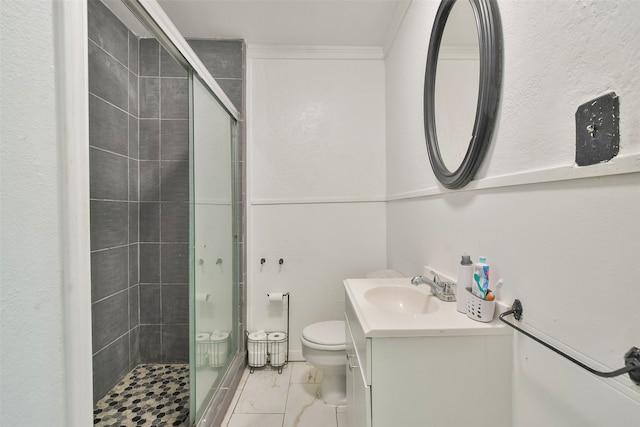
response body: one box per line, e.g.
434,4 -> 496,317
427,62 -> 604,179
432,273 -> 440,285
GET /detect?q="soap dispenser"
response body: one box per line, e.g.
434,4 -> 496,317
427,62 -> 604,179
456,255 -> 473,313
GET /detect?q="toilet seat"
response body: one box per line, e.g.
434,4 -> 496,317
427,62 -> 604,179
302,321 -> 345,350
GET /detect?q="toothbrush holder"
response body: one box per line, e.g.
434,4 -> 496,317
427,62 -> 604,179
465,287 -> 495,322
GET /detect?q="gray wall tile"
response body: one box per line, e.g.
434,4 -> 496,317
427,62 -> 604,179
216,78 -> 243,111
129,116 -> 139,159
162,324 -> 189,363
161,48 -> 187,77
161,78 -> 189,119
161,244 -> 188,283
129,326 -> 140,369
139,325 -> 161,363
128,71 -> 138,116
88,0 -> 128,66
129,285 -> 139,328
129,160 -> 138,201
129,31 -> 139,74
139,161 -> 160,201
188,39 -> 243,78
139,119 -> 160,160
89,41 -> 128,111
140,38 -> 159,76
139,202 -> 160,242
161,285 -> 188,324
91,246 -> 129,302
90,148 -> 129,201
139,284 -> 161,324
92,291 -> 129,352
92,334 -> 130,404
160,120 -> 188,161
129,202 -> 138,243
90,200 -> 128,251
161,203 -> 188,243
129,243 -> 139,286
89,95 -> 128,155
139,77 -> 160,118
160,161 -> 189,202
139,243 -> 160,283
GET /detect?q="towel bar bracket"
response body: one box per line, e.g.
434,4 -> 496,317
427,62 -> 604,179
500,299 -> 640,386
626,347 -> 640,385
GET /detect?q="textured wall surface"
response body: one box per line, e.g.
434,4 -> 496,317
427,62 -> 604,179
385,1 -> 640,424
0,0 -> 66,425
247,55 -> 387,357
250,58 -> 386,202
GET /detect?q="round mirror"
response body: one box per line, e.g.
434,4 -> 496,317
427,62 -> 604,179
424,0 -> 502,189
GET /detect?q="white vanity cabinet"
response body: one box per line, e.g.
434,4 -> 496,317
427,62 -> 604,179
345,289 -> 512,427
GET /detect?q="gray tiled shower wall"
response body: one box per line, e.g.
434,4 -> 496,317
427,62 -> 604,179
89,0 -> 142,404
89,0 -> 246,405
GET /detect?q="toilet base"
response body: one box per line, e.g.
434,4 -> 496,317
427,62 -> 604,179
319,372 -> 346,406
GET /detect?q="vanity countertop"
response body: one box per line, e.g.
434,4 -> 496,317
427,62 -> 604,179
344,278 -> 512,338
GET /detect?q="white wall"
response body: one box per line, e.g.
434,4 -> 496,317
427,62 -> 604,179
386,1 -> 640,425
1,0 -> 66,424
247,52 -> 387,358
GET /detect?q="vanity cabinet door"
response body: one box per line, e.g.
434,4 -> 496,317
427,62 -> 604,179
351,360 -> 371,427
346,316 -> 372,427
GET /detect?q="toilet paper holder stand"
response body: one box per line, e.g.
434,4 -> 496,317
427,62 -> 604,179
247,292 -> 290,374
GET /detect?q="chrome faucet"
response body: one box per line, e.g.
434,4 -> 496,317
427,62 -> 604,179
411,273 -> 456,302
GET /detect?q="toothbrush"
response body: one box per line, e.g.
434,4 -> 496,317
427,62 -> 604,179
474,272 -> 486,299
486,279 -> 504,300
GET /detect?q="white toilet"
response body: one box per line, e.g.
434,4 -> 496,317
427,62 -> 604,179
300,320 -> 346,406
300,270 -> 403,406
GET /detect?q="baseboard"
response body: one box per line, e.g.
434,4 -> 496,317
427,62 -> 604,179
288,350 -> 305,362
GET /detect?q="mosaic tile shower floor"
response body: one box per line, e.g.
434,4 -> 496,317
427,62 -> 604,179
94,364 -> 189,426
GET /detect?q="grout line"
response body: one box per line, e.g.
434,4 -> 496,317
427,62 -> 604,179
89,143 -> 133,161
88,37 -> 129,70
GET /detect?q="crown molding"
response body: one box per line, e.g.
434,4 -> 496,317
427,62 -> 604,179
247,44 -> 384,60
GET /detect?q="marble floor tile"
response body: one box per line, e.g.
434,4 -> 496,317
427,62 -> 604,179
290,361 -> 323,384
282,383 -> 337,427
226,413 -> 285,427
234,365 -> 292,414
222,363 -> 340,427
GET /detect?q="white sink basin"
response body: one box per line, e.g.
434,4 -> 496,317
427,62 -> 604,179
344,278 -> 511,338
364,285 -> 437,315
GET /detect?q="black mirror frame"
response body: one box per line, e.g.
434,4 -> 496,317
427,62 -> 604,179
423,0 -> 502,189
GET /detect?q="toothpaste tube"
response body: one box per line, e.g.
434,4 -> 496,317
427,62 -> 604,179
472,256 -> 490,299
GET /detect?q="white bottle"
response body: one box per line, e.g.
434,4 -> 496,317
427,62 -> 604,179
456,255 -> 473,313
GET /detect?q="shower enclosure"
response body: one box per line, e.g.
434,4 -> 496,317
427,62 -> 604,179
88,1 -> 245,425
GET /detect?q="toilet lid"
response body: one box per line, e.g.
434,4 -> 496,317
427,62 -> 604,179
302,321 -> 345,346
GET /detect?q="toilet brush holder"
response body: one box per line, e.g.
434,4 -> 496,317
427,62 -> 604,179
466,287 -> 495,322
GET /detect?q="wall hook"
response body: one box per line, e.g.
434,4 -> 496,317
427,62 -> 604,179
279,258 -> 284,265
260,258 -> 266,265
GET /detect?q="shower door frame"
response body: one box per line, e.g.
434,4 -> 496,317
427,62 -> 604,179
56,1 -> 245,426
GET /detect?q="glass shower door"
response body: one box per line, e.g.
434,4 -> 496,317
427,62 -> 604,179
189,75 -> 237,423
